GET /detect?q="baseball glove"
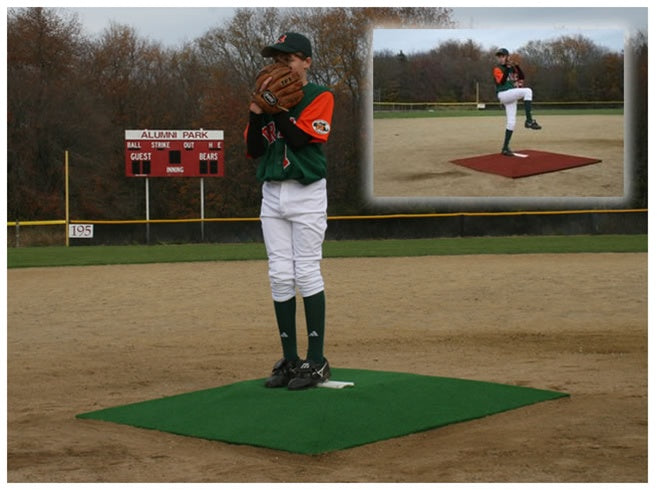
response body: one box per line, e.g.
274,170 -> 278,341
510,62 -> 525,88
252,63 -> 304,114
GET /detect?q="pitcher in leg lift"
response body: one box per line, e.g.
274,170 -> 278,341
493,48 -> 541,157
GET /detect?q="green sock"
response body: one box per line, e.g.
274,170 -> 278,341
273,297 -> 298,361
303,291 -> 325,363
524,100 -> 533,122
503,129 -> 513,150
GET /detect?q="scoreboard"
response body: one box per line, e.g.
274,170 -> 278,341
125,129 -> 224,177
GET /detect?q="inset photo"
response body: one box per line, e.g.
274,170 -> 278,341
371,27 -> 625,198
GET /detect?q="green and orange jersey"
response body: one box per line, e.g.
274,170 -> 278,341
493,63 -> 525,93
244,83 -> 334,184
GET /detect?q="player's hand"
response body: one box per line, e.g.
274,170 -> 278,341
249,102 -> 264,114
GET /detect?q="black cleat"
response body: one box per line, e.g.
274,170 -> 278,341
525,119 -> 541,130
287,358 -> 331,390
264,358 -> 300,388
501,148 -> 515,156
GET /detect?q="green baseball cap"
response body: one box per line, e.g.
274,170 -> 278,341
261,32 -> 312,58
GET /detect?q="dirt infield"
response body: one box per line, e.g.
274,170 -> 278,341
373,114 -> 623,197
7,253 -> 646,482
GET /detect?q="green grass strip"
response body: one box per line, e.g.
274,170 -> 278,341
324,234 -> 646,258
6,234 -> 647,269
373,108 -> 623,119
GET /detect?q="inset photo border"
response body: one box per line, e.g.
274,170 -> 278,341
364,8 -> 647,210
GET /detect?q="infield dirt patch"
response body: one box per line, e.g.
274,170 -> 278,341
7,253 -> 646,482
373,114 -> 623,198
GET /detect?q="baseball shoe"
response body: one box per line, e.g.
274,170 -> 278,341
287,358 -> 331,390
501,148 -> 515,156
525,119 -> 542,130
264,358 -> 301,388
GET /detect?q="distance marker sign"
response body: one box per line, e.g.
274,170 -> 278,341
125,129 -> 224,177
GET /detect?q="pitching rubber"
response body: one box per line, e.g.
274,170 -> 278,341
318,380 -> 355,389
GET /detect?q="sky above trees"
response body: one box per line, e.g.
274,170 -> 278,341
57,6 -> 647,51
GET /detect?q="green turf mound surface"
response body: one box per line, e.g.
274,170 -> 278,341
77,368 -> 568,455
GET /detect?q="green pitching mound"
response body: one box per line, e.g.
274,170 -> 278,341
76,368 -> 568,455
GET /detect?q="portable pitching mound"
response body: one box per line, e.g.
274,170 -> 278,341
76,368 -> 568,455
450,149 -> 601,178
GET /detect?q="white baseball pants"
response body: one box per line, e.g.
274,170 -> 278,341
497,87 -> 533,131
260,179 -> 327,302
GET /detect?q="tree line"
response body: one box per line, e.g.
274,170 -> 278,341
373,35 -> 624,103
7,7 -> 453,222
7,8 -> 647,224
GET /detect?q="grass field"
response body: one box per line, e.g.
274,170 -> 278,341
6,234 -> 647,268
373,108 -> 623,119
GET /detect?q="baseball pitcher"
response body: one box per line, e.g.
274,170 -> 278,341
493,48 -> 542,156
245,32 -> 334,390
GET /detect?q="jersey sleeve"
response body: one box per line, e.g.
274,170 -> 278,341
294,91 -> 334,143
244,118 -> 269,159
493,66 -> 505,85
244,122 -> 257,158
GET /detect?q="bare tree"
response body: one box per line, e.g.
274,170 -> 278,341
196,8 -> 285,88
7,7 -> 86,220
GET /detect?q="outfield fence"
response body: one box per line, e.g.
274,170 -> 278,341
373,100 -> 624,113
7,209 -> 647,247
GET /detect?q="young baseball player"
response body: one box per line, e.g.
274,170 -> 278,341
245,32 -> 334,390
493,48 -> 541,156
